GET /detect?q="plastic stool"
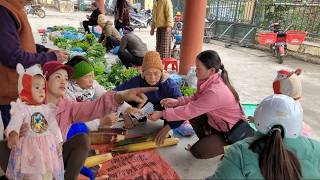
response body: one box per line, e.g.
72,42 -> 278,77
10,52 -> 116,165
162,57 -> 179,72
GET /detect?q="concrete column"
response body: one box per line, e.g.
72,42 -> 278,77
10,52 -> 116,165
179,0 -> 207,75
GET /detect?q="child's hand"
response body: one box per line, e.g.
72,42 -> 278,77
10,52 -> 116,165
7,131 -> 19,149
101,113 -> 118,127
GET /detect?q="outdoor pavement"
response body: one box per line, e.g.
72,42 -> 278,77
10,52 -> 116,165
27,8 -> 320,179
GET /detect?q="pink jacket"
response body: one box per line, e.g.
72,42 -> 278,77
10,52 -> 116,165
163,73 -> 245,132
55,91 -> 118,140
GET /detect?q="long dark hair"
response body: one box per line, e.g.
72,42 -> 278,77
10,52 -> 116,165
249,126 -> 302,179
115,0 -> 130,25
196,50 -> 240,102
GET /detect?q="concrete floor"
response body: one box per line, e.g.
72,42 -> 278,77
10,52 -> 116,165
27,8 -> 320,179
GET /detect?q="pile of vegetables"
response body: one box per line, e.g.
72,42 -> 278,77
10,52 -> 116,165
95,62 -> 139,90
51,28 -> 105,59
180,86 -> 196,96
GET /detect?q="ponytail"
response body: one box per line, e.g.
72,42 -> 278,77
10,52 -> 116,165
220,65 -> 240,102
249,126 -> 302,179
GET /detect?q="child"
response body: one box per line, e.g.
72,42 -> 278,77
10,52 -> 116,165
65,56 -> 131,131
5,64 -> 63,180
65,56 -> 118,131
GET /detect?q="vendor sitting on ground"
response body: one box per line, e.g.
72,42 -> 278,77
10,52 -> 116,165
98,15 -> 121,52
83,2 -> 101,34
148,50 -> 246,159
118,26 -> 148,68
114,51 -> 185,145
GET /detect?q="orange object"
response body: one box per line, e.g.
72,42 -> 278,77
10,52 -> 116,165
162,57 -> 179,72
179,0 -> 207,75
257,33 -> 277,45
286,30 -> 307,45
38,29 -> 46,33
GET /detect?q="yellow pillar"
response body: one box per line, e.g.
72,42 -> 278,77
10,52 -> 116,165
179,0 -> 207,75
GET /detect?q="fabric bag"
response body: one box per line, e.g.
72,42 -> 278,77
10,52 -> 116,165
224,119 -> 255,144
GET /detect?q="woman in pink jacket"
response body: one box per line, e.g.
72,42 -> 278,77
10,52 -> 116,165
149,50 -> 245,159
0,61 -> 157,180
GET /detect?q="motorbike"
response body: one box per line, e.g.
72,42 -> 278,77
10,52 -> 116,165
258,21 -> 307,64
130,9 -> 152,29
24,4 -> 46,18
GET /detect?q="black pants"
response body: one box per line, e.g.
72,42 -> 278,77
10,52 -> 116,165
83,20 -> 98,33
0,105 -> 11,130
0,134 -> 90,180
118,50 -> 143,68
189,114 -> 228,159
105,36 -> 120,51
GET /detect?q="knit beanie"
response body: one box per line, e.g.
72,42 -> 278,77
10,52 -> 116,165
16,63 -> 46,105
273,68 -> 302,100
72,61 -> 94,79
66,56 -> 94,79
142,51 -> 163,71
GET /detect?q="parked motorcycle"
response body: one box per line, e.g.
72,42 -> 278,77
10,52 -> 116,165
258,21 -> 307,64
24,4 -> 46,18
130,9 -> 152,29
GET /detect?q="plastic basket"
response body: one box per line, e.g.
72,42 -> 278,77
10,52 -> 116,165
286,30 -> 307,45
257,33 -> 277,45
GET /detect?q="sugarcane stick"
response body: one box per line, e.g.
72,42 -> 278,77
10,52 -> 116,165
97,127 -> 127,135
115,133 -> 171,147
84,153 -> 112,168
89,132 -> 125,144
112,137 -> 179,153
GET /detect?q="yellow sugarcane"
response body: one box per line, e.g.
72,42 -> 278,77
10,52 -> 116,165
113,137 -> 179,152
84,153 -> 112,168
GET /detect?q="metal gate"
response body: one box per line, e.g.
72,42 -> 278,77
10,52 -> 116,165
205,0 -> 257,46
205,0 -> 320,44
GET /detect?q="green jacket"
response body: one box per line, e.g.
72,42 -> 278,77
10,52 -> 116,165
212,136 -> 320,179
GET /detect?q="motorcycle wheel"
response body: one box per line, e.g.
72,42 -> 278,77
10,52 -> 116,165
35,9 -> 46,18
276,49 -> 284,64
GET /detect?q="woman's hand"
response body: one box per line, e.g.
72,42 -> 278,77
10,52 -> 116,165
160,98 -> 179,108
147,111 -> 163,121
100,113 -> 118,126
155,125 -> 171,145
7,131 -> 19,149
114,87 -> 158,104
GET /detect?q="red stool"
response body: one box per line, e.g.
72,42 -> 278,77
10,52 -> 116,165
162,57 -> 179,72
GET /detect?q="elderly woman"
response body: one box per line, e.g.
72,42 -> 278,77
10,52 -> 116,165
115,51 -> 184,144
0,61 -> 156,180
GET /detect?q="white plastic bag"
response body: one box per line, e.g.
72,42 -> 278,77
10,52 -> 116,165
186,66 -> 197,88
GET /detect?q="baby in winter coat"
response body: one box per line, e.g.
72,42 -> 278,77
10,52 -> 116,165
6,64 -> 63,180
